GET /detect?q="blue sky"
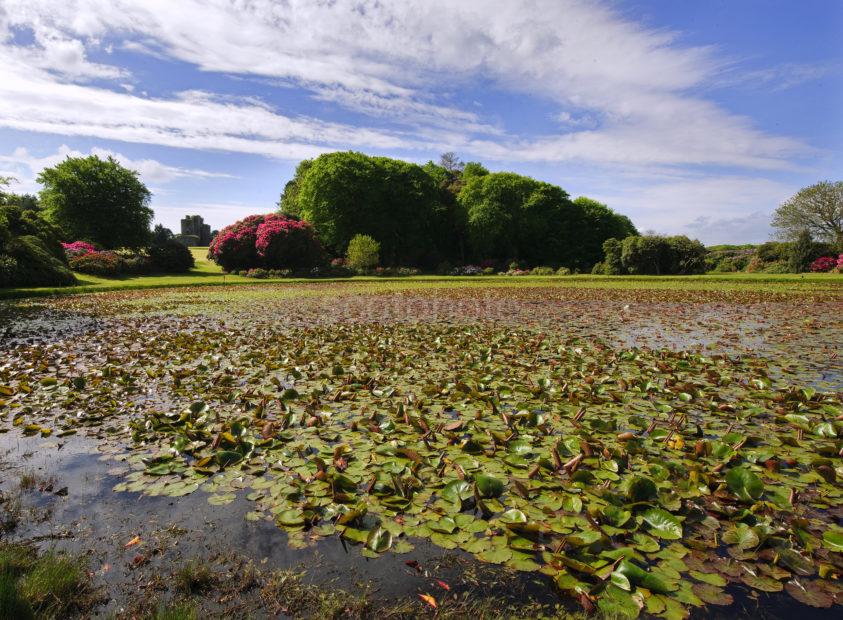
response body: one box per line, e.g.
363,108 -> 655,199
0,1 -> 840,244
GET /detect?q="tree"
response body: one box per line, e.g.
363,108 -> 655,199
278,158 -> 313,216
151,224 -> 174,244
573,197 -> 638,268
346,234 -> 380,271
439,152 -> 465,174
458,171 -> 584,266
38,155 -> 153,249
296,151 -> 442,266
0,203 -> 75,287
772,181 -> 843,246
788,230 -> 814,273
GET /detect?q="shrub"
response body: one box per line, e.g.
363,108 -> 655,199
255,214 -> 323,269
148,239 -> 195,273
208,215 -> 265,272
556,267 -> 571,275
483,267 -> 496,275
531,266 -> 555,276
122,254 -> 153,274
838,254 -> 843,272
452,265 -> 483,276
61,241 -> 96,258
810,256 -> 837,272
346,234 -> 380,271
761,260 -> 790,274
2,236 -> 76,287
69,250 -> 124,276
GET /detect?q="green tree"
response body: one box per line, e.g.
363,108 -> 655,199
278,158 -> 313,216
296,151 -> 442,266
346,234 -> 380,271
788,230 -> 813,273
772,181 -> 843,246
38,155 -> 152,249
458,171 -> 583,266
573,197 -> 638,268
601,238 -> 624,274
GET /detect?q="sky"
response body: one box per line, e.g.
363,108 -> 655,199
0,0 -> 840,244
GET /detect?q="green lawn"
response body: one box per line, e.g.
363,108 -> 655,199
1,247 -> 841,299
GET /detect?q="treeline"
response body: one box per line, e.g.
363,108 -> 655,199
278,151 -> 637,271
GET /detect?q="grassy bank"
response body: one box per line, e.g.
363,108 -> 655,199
1,247 -> 841,300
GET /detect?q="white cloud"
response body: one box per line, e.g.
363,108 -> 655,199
590,175 -> 796,244
0,145 -> 236,193
0,0 -> 815,170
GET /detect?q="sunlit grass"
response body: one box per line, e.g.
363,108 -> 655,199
0,245 -> 840,299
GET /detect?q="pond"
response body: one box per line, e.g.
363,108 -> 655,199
1,281 -> 841,618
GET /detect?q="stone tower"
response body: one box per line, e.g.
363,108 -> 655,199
180,215 -> 212,246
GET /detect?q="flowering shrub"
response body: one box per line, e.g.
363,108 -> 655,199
809,256 -> 837,272
62,241 -> 96,258
256,214 -> 323,269
837,254 -> 843,272
451,265 -> 483,276
69,250 -> 124,276
207,214 -> 265,272
241,268 -> 293,279
208,214 -> 322,272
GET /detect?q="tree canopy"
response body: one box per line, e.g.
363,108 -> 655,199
772,181 -> 843,246
38,155 -> 153,249
281,151 -> 635,270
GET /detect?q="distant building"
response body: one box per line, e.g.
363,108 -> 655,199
180,215 -> 212,246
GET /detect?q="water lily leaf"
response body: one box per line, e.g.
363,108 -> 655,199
740,572 -> 783,592
784,580 -> 834,608
777,549 -> 814,577
626,475 -> 658,502
441,479 -> 473,505
597,584 -> 640,619
692,583 -> 733,606
477,545 -> 512,564
722,523 -> 760,549
689,570 -> 726,587
641,508 -> 682,540
474,474 -> 505,498
365,527 -> 393,553
617,559 -> 677,593
603,504 -> 632,527
725,467 -> 764,502
821,530 -> 843,552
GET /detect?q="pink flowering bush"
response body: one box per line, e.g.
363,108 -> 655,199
61,241 -> 96,258
255,213 -> 323,269
837,254 -> 843,272
208,213 -> 323,272
69,250 -> 123,276
207,214 -> 265,272
809,256 -> 837,273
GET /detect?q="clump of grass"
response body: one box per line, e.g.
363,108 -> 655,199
18,551 -> 90,617
18,472 -> 37,492
0,543 -> 93,619
261,569 -> 372,620
152,601 -> 198,620
174,559 -> 216,594
0,571 -> 34,620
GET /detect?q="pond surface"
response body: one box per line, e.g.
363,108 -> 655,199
1,281 -> 841,618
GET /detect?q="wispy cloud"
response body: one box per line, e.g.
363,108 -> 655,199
0,0 -> 813,170
0,145 -> 236,193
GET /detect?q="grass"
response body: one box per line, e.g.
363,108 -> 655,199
173,559 -> 216,594
0,246 -> 840,299
0,543 -> 94,620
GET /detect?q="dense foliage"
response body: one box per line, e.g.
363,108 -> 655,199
38,155 -> 153,249
148,239 -> 195,273
280,151 -> 634,270
345,234 -> 380,271
0,202 -> 75,287
773,181 -> 843,245
208,213 -> 322,272
595,235 -> 707,275
69,250 -> 125,276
